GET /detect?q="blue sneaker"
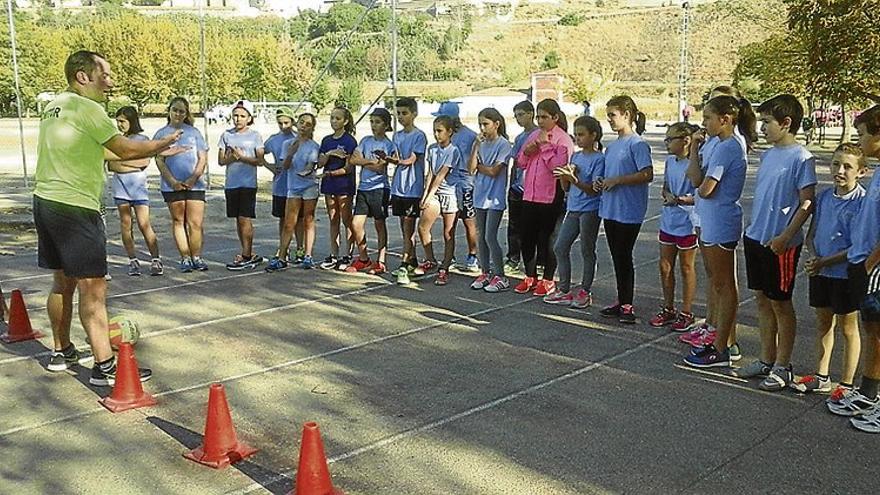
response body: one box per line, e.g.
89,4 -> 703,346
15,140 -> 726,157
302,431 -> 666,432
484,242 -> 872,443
683,345 -> 730,368
265,257 -> 289,273
301,255 -> 314,269
192,257 -> 209,271
464,254 -> 480,273
178,257 -> 193,273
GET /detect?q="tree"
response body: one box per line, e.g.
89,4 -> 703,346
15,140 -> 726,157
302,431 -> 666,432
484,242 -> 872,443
336,78 -> 363,112
563,67 -> 615,105
732,33 -> 808,101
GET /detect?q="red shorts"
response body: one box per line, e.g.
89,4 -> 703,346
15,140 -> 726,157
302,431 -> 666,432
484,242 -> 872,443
659,230 -> 698,250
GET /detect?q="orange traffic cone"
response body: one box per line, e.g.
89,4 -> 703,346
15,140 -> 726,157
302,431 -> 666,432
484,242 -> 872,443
99,342 -> 157,413
290,422 -> 344,495
0,289 -> 45,343
184,383 -> 258,469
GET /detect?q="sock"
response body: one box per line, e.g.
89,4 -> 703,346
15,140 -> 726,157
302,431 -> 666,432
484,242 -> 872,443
858,377 -> 879,399
152,257 -> 160,262
840,382 -> 854,389
817,374 -> 830,381
98,357 -> 115,372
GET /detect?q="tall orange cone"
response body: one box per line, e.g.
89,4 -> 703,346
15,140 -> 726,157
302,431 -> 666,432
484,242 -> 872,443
184,383 -> 258,469
290,422 -> 344,495
99,342 -> 157,412
0,289 -> 45,343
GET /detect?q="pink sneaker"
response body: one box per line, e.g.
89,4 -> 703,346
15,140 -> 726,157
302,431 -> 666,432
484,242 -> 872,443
543,290 -> 573,305
679,323 -> 712,345
692,328 -> 717,347
470,273 -> 491,290
570,289 -> 592,309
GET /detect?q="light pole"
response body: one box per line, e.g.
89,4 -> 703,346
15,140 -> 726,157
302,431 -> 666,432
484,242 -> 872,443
677,1 -> 691,122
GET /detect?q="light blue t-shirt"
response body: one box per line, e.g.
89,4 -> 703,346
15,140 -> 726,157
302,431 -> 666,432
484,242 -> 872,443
848,170 -> 880,265
598,134 -> 653,224
660,156 -> 697,237
286,139 -> 320,195
473,137 -> 511,211
567,151 -> 604,213
153,124 -> 208,192
356,135 -> 395,191
813,186 -> 865,278
693,132 -> 747,228
111,134 -> 149,201
264,131 -> 298,197
509,129 -> 537,193
427,142 -> 460,195
449,125 -> 479,188
745,144 -> 817,245
697,136 -> 747,245
219,128 -> 263,189
391,128 -> 427,198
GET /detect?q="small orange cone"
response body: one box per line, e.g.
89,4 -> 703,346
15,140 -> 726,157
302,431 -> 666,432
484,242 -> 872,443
184,383 -> 258,469
290,422 -> 344,495
0,289 -> 44,343
99,342 -> 157,412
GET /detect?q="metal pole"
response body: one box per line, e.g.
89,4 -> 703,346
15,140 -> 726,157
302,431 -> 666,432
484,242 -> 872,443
390,0 -> 398,130
199,0 -> 210,189
6,0 -> 29,188
677,1 -> 690,122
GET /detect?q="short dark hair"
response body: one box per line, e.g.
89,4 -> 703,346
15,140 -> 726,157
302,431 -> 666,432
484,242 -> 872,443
64,50 -> 105,85
513,100 -> 534,114
757,94 -> 804,135
854,105 -> 880,136
396,97 -> 418,113
115,106 -> 144,135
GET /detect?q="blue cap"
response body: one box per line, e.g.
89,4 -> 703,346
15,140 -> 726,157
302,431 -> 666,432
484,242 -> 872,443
431,101 -> 460,118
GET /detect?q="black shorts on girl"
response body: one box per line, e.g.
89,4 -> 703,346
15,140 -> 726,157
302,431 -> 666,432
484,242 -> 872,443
744,235 -> 801,301
272,195 -> 286,218
809,275 -> 859,315
225,187 -> 257,218
162,190 -> 206,203
354,189 -> 389,219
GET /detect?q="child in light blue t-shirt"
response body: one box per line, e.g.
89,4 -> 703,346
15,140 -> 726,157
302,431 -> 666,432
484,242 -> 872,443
262,107 -> 299,254
468,108 -> 512,293
546,116 -> 604,309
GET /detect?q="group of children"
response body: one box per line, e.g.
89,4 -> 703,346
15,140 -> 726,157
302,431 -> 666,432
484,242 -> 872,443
105,92 -> 880,433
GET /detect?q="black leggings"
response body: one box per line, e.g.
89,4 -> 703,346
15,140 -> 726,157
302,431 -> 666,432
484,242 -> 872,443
604,219 -> 642,305
521,200 -> 563,279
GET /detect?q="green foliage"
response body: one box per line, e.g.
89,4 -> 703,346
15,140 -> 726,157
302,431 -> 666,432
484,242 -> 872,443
542,51 -> 560,70
336,78 -> 364,111
558,13 -> 584,26
732,33 -> 808,101
309,80 -> 333,113
563,67 -> 616,104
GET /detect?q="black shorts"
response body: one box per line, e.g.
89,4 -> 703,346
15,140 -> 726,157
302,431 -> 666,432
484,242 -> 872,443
391,195 -> 420,218
162,190 -> 206,203
354,188 -> 389,219
809,275 -> 859,315
456,184 -> 476,219
33,196 -> 107,278
847,262 -> 880,322
225,187 -> 257,218
744,235 -> 801,301
272,195 -> 286,218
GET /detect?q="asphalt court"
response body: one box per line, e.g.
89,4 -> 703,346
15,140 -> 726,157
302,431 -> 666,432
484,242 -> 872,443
1,130 -> 878,494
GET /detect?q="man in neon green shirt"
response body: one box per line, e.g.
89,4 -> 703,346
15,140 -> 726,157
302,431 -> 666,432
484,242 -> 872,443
35,50 -> 182,386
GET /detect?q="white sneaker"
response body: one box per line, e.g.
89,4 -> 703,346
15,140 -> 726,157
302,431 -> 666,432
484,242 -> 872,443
483,276 -> 510,293
470,273 -> 491,290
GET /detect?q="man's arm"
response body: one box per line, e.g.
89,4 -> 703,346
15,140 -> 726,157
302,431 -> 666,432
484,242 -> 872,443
103,131 -> 180,161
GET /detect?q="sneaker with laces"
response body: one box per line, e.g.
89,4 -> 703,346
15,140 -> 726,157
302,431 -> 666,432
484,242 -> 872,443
47,345 -> 94,372
683,344 -> 730,368
484,275 -> 510,293
791,374 -> 833,393
728,343 -> 742,362
470,273 -> 491,290
179,257 -> 194,273
265,257 -> 290,272
850,406 -> 880,433
293,248 -> 306,265
830,385 -> 853,402
759,365 -> 793,391
679,323 -> 710,344
192,257 -> 209,271
514,276 -> 537,294
150,259 -> 164,276
463,254 -> 480,273
89,360 -> 153,387
827,389 -> 879,417
649,307 -> 677,327
600,303 -> 621,318
128,259 -> 141,276
414,260 -> 437,276
320,256 -> 338,270
544,290 -> 573,305
434,269 -> 449,286
533,280 -> 556,297
345,258 -> 372,273
301,255 -> 315,269
570,289 -> 592,309
367,261 -> 386,275
243,254 -> 264,269
504,259 -> 521,275
733,360 -> 772,378
619,304 -> 636,324
335,255 -> 352,271
670,311 -> 695,332
225,254 -> 245,270
395,267 -> 411,285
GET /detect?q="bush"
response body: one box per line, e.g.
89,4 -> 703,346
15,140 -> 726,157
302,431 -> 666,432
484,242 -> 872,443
543,51 -> 561,70
558,13 -> 584,26
336,78 -> 364,112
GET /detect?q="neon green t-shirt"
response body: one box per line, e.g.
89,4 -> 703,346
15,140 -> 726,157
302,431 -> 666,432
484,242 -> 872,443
34,91 -> 120,211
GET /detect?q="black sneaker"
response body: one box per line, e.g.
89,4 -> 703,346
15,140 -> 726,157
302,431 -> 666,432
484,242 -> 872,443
600,303 -> 621,318
89,361 -> 153,387
320,255 -> 338,270
618,304 -> 636,324
47,345 -> 94,372
335,255 -> 352,271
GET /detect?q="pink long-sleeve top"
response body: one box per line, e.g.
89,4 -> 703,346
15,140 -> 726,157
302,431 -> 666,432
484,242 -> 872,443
516,125 -> 575,204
